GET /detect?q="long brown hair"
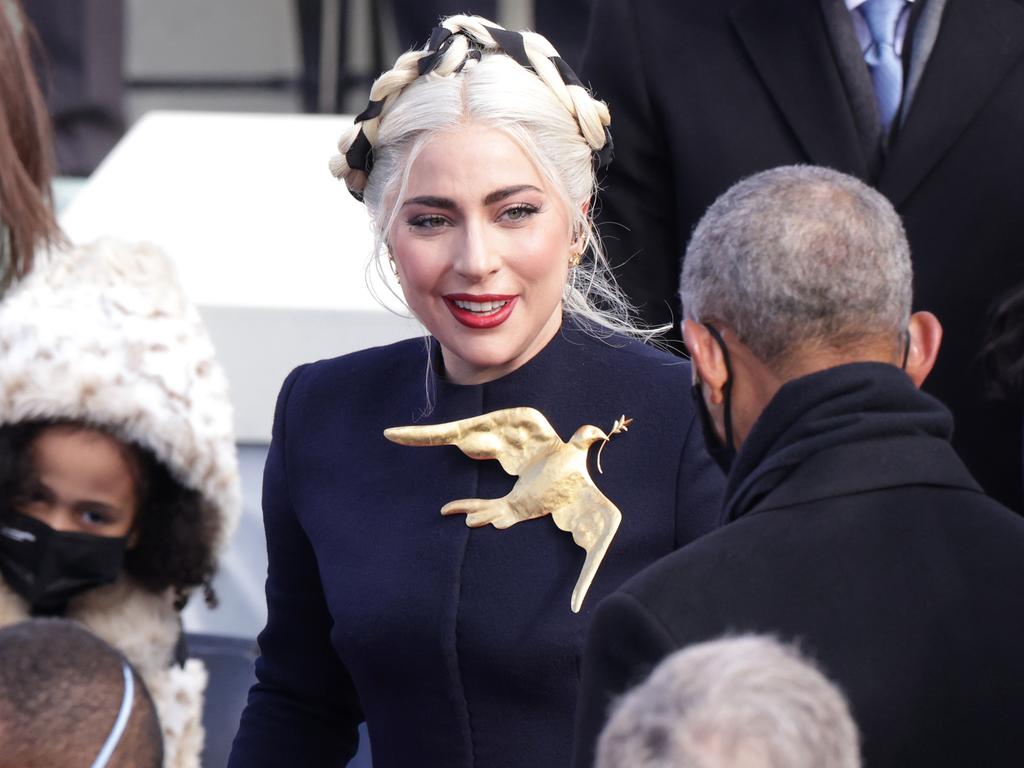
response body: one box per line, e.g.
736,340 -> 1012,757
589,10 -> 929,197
0,0 -> 62,291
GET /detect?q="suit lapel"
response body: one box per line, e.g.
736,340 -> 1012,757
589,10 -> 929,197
879,0 -> 1024,207
731,0 -> 867,176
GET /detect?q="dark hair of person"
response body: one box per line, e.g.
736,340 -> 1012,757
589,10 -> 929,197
0,618 -> 163,768
0,421 -> 220,610
0,0 -> 64,290
981,283 -> 1024,401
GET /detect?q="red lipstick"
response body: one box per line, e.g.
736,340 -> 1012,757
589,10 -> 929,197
444,294 -> 517,329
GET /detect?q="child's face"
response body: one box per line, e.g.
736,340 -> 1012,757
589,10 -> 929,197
17,427 -> 138,539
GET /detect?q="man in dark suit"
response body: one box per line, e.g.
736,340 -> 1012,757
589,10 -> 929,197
582,0 -> 1024,509
572,167 -> 1024,768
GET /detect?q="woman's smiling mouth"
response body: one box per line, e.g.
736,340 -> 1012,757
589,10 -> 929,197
444,294 -> 518,328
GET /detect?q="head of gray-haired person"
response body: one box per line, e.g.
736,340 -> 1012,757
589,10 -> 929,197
680,165 -> 942,460
595,635 -> 861,768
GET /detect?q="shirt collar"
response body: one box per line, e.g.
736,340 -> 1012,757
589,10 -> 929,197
846,0 -> 914,9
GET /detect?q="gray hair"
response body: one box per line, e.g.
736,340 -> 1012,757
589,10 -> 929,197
596,635 -> 861,768
680,166 -> 912,366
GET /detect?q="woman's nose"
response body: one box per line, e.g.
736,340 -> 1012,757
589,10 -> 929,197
453,222 -> 501,280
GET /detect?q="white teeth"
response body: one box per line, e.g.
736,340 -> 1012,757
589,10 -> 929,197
453,299 -> 509,314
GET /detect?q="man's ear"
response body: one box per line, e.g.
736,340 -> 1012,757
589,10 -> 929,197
905,311 -> 943,388
683,319 -> 730,404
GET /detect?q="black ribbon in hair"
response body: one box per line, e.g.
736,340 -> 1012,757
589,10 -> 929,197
343,22 -> 614,202
549,55 -> 614,169
595,127 -> 614,170
454,48 -> 481,74
342,98 -> 383,200
418,26 -> 456,75
344,130 -> 373,201
482,24 -> 533,70
354,99 -> 383,124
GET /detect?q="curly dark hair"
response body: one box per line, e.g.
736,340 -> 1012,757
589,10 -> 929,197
0,420 -> 220,610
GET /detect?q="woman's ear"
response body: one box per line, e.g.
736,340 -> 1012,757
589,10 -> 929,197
683,319 -> 730,405
905,311 -> 943,388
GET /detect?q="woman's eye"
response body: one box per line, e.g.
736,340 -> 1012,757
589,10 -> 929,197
408,214 -> 449,229
501,204 -> 539,223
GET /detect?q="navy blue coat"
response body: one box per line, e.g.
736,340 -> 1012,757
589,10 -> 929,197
229,323 -> 724,767
573,364 -> 1024,768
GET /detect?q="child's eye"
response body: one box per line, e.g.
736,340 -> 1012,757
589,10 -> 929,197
23,483 -> 50,505
80,507 -> 112,526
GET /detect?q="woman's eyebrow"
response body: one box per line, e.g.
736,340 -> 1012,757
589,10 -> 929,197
402,195 -> 457,209
402,185 -> 542,209
483,184 -> 542,205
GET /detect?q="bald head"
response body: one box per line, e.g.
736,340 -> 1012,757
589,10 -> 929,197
0,618 -> 162,768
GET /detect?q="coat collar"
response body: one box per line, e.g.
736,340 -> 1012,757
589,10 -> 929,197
752,433 -> 982,514
723,362 -> 979,521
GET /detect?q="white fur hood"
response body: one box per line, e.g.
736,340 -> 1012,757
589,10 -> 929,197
0,239 -> 243,767
0,238 -> 241,546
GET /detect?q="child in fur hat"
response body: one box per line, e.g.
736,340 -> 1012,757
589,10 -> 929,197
0,238 -> 241,768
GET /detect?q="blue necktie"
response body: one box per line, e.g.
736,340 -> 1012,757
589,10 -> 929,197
860,0 -> 906,134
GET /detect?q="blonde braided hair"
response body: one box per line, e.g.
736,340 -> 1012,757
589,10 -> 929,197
328,15 -> 660,344
328,15 -> 612,201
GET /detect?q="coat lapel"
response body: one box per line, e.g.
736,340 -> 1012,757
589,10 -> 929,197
748,435 -> 983,516
731,0 -> 867,176
879,0 -> 1024,207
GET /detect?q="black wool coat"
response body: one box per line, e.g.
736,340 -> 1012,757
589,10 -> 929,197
573,363 -> 1024,768
581,0 -> 1024,508
228,323 -> 725,768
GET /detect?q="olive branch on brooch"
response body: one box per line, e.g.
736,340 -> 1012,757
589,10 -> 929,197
596,415 -> 633,474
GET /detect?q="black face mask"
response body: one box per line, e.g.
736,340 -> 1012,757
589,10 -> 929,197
690,323 -> 737,475
0,512 -> 128,614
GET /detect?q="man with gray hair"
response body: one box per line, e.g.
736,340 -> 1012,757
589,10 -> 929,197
596,635 -> 860,768
572,166 -> 1024,768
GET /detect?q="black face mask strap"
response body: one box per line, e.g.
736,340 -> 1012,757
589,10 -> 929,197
703,323 -> 735,451
900,329 -> 911,371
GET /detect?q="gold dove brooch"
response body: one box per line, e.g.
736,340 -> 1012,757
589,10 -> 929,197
384,407 -> 633,613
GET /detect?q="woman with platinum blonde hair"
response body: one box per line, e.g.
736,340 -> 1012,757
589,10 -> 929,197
229,15 -> 723,767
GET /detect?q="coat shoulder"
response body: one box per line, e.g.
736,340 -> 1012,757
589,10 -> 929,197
283,336 -> 426,408
571,331 -> 692,387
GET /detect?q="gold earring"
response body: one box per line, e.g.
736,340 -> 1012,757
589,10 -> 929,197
569,226 -> 585,268
387,249 -> 400,283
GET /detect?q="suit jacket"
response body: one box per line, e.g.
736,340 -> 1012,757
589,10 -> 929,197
572,363 -> 1024,768
228,322 -> 724,768
581,0 -> 1024,508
